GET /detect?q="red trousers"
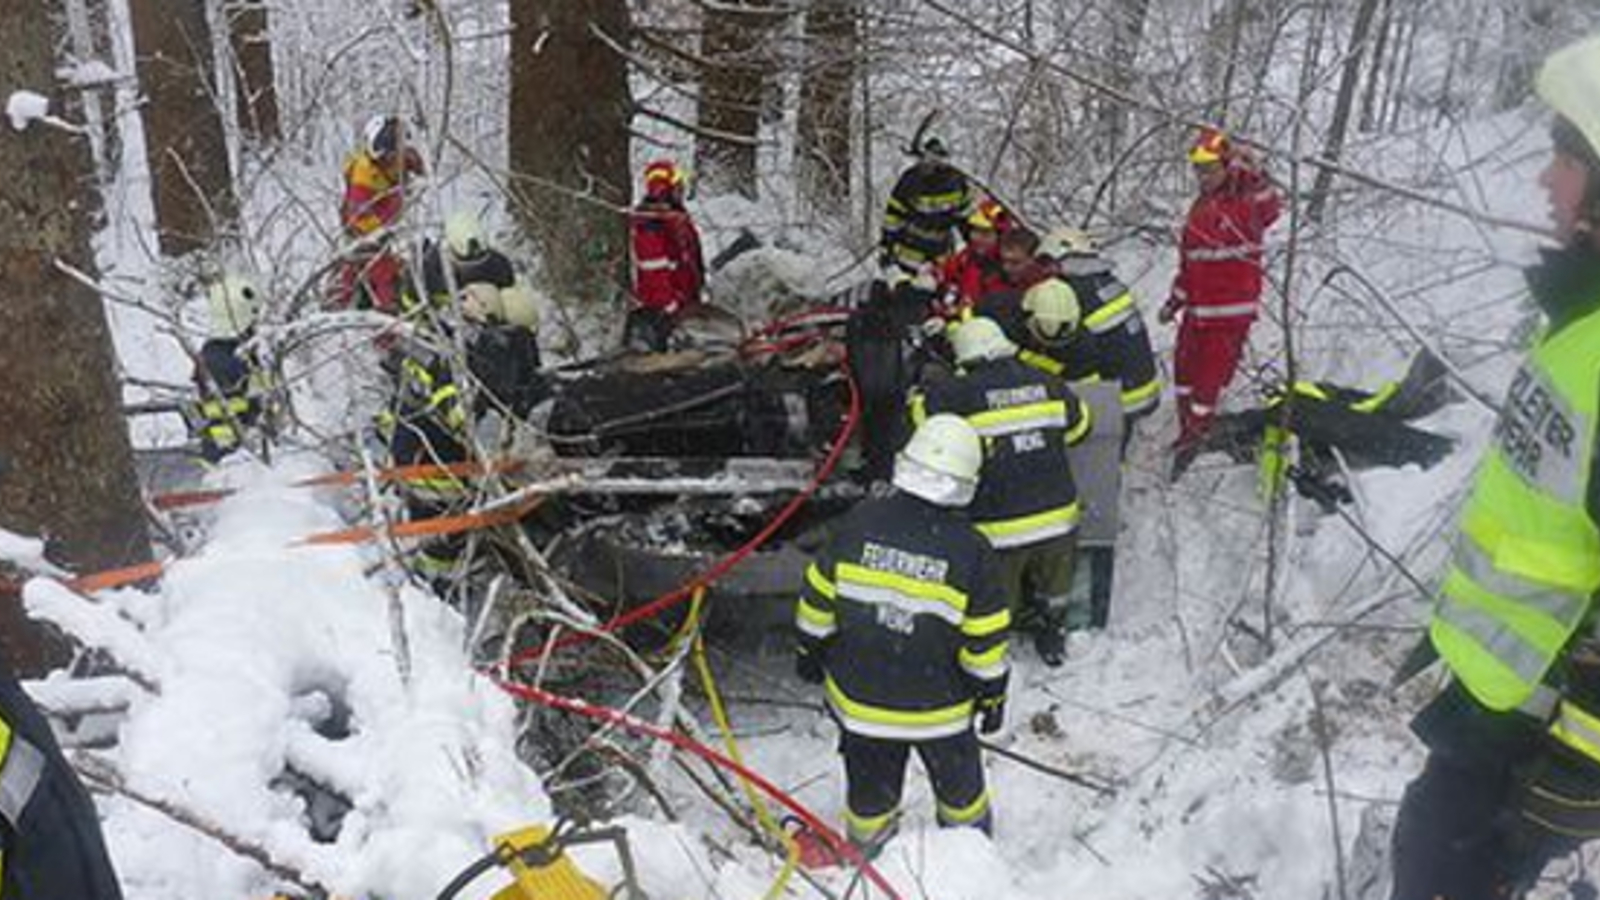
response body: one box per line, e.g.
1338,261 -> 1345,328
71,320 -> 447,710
1173,316 -> 1252,446
333,250 -> 403,312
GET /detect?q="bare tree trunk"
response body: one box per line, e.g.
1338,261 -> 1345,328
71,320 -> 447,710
224,0 -> 279,143
0,0 -> 151,675
1213,0 -> 1250,123
509,0 -> 631,305
130,0 -> 236,256
1307,0 -> 1383,224
1384,2 -> 1420,131
697,0 -> 778,199
1099,0 -> 1150,163
796,0 -> 857,211
1358,0 -> 1393,133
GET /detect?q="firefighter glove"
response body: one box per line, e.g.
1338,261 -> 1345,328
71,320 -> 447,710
976,695 -> 1005,735
795,648 -> 825,686
1158,295 -> 1183,325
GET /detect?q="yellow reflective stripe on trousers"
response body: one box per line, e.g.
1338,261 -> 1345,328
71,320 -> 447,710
1083,291 -> 1134,333
1550,700 -> 1600,765
1122,377 -> 1161,415
976,502 -> 1080,548
835,562 -> 968,626
824,678 -> 974,741
967,400 -> 1068,437
1349,382 -> 1397,414
937,789 -> 991,826
845,805 -> 897,843
0,717 -> 44,831
958,641 -> 1009,680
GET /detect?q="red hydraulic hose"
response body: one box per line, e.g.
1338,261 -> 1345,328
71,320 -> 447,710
488,674 -> 906,900
507,358 -> 861,666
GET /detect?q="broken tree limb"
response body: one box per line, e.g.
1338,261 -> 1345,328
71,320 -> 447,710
73,753 -> 335,897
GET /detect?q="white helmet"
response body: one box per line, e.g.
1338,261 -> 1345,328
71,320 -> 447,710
1038,226 -> 1096,260
207,274 -> 260,339
444,210 -> 486,260
362,115 -> 400,157
1022,279 -> 1081,343
1539,36 -> 1600,162
499,276 -> 541,330
948,316 -> 1017,364
893,413 -> 983,507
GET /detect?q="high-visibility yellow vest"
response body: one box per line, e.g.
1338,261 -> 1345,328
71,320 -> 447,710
1432,304 -> 1600,713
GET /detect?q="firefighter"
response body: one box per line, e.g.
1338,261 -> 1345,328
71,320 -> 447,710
420,211 -> 546,418
911,317 -> 1091,667
938,196 -> 1012,311
627,160 -> 705,351
0,654 -> 125,899
1160,127 -> 1282,479
1036,227 -> 1162,440
336,115 -> 425,311
379,335 -> 473,597
188,273 -> 270,463
795,413 -> 1009,852
1388,33 -> 1600,900
880,134 -> 974,277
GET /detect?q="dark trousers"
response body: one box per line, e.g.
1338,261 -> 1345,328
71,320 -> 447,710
840,729 -> 990,846
1390,683 -> 1586,900
997,533 -> 1077,631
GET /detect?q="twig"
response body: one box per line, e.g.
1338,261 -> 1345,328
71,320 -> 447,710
72,752 -> 333,896
1308,679 -> 1349,900
976,738 -> 1118,797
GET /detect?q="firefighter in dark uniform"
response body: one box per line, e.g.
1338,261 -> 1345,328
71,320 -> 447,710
0,655 -> 124,898
796,414 -> 1009,850
419,211 -> 546,419
1034,228 -> 1162,443
188,274 -> 271,463
380,338 -> 472,594
911,317 -> 1092,667
1389,33 -> 1600,900
880,135 -> 974,277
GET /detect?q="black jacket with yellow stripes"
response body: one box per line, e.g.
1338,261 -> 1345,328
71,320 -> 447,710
880,161 -> 973,271
1018,261 -> 1161,418
0,657 -> 124,899
796,491 -> 1009,741
912,357 -> 1092,549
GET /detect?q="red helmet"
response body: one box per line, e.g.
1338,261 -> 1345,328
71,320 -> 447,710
643,160 -> 684,192
1188,127 -> 1230,165
968,197 -> 1010,232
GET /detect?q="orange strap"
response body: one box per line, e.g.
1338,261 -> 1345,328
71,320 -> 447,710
45,493 -> 544,595
151,459 -> 528,511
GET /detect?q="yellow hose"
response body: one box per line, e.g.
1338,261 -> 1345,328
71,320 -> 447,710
686,587 -> 799,899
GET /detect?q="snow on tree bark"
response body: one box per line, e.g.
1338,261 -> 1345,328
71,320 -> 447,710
508,0 -> 630,305
225,0 -> 280,143
0,0 -> 151,675
130,0 -> 237,256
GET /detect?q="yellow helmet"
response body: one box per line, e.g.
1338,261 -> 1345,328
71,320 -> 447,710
1022,279 -> 1081,342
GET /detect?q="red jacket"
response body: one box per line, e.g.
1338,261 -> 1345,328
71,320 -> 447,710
939,244 -> 1008,310
1172,166 -> 1282,324
340,149 -> 424,237
629,196 -> 705,313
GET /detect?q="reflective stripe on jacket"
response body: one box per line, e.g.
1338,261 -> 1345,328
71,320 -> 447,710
1431,305 -> 1600,713
911,358 -> 1091,548
1171,167 -> 1281,324
881,162 -> 972,270
795,492 -> 1009,741
629,199 -> 705,313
